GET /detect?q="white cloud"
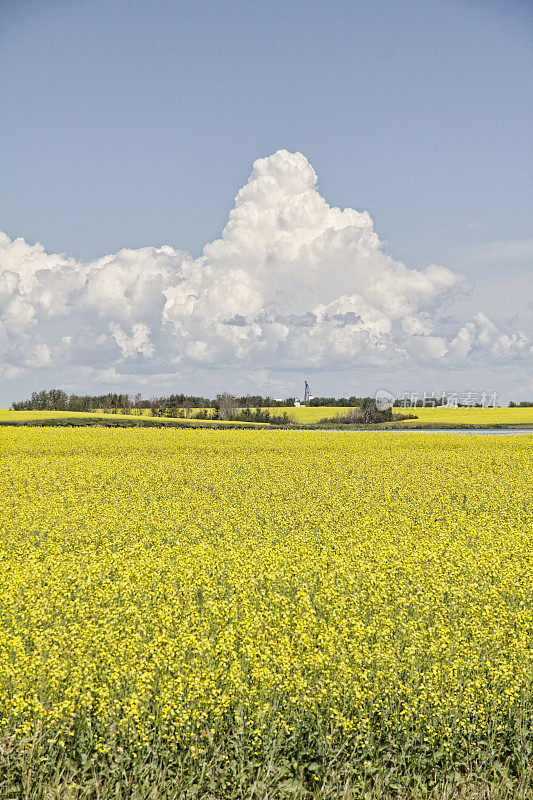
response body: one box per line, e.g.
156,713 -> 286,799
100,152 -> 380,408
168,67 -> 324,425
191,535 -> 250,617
459,238 -> 533,264
0,150 -> 530,397
109,322 -> 155,359
449,312 -> 529,362
24,342 -> 52,367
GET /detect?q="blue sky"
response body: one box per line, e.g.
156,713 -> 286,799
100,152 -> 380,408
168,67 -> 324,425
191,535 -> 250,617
1,0 -> 532,403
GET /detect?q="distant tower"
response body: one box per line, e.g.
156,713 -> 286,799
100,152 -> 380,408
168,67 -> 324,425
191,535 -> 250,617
304,381 -> 311,403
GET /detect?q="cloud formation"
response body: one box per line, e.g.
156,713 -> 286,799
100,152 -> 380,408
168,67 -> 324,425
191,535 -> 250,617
1,150 -> 530,394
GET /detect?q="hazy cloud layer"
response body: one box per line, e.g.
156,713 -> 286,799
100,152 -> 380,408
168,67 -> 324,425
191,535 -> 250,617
1,150 -> 531,398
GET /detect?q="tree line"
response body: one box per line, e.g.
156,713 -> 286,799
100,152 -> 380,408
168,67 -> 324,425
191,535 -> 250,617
12,388 -> 530,415
11,389 -> 373,413
11,390 -> 148,413
9,389 -> 292,424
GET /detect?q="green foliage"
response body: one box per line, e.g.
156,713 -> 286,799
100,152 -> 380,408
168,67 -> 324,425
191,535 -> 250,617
1,725 -> 532,798
233,407 -> 292,425
317,398 -> 398,425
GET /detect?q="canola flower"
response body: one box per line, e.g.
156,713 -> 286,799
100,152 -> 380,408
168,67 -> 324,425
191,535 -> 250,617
2,405 -> 533,425
0,409 -> 263,426
272,405 -> 533,424
0,427 -> 532,770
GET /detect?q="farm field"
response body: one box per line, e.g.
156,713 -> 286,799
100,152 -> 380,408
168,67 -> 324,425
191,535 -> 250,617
266,406 -> 360,423
0,427 -> 532,798
2,405 -> 533,427
265,405 -> 533,425
0,409 -> 265,426
389,405 -> 533,426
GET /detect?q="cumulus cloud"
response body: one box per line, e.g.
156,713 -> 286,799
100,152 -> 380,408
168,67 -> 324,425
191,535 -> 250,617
449,312 -> 529,361
109,322 -> 155,359
0,150 -> 530,391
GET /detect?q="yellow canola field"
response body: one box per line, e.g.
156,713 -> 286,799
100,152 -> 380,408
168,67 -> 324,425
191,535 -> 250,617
0,409 -> 262,425
392,405 -> 533,425
0,409 -> 120,421
0,428 -> 532,759
2,406 -> 533,425
273,405 -> 533,424
267,406 -> 358,423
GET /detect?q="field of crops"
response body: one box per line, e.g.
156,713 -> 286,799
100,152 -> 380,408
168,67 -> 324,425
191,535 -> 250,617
1,428 -> 532,798
0,409 -> 264,426
273,406 -> 533,425
2,405 -> 533,427
390,406 -> 533,426
269,406 -> 360,423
